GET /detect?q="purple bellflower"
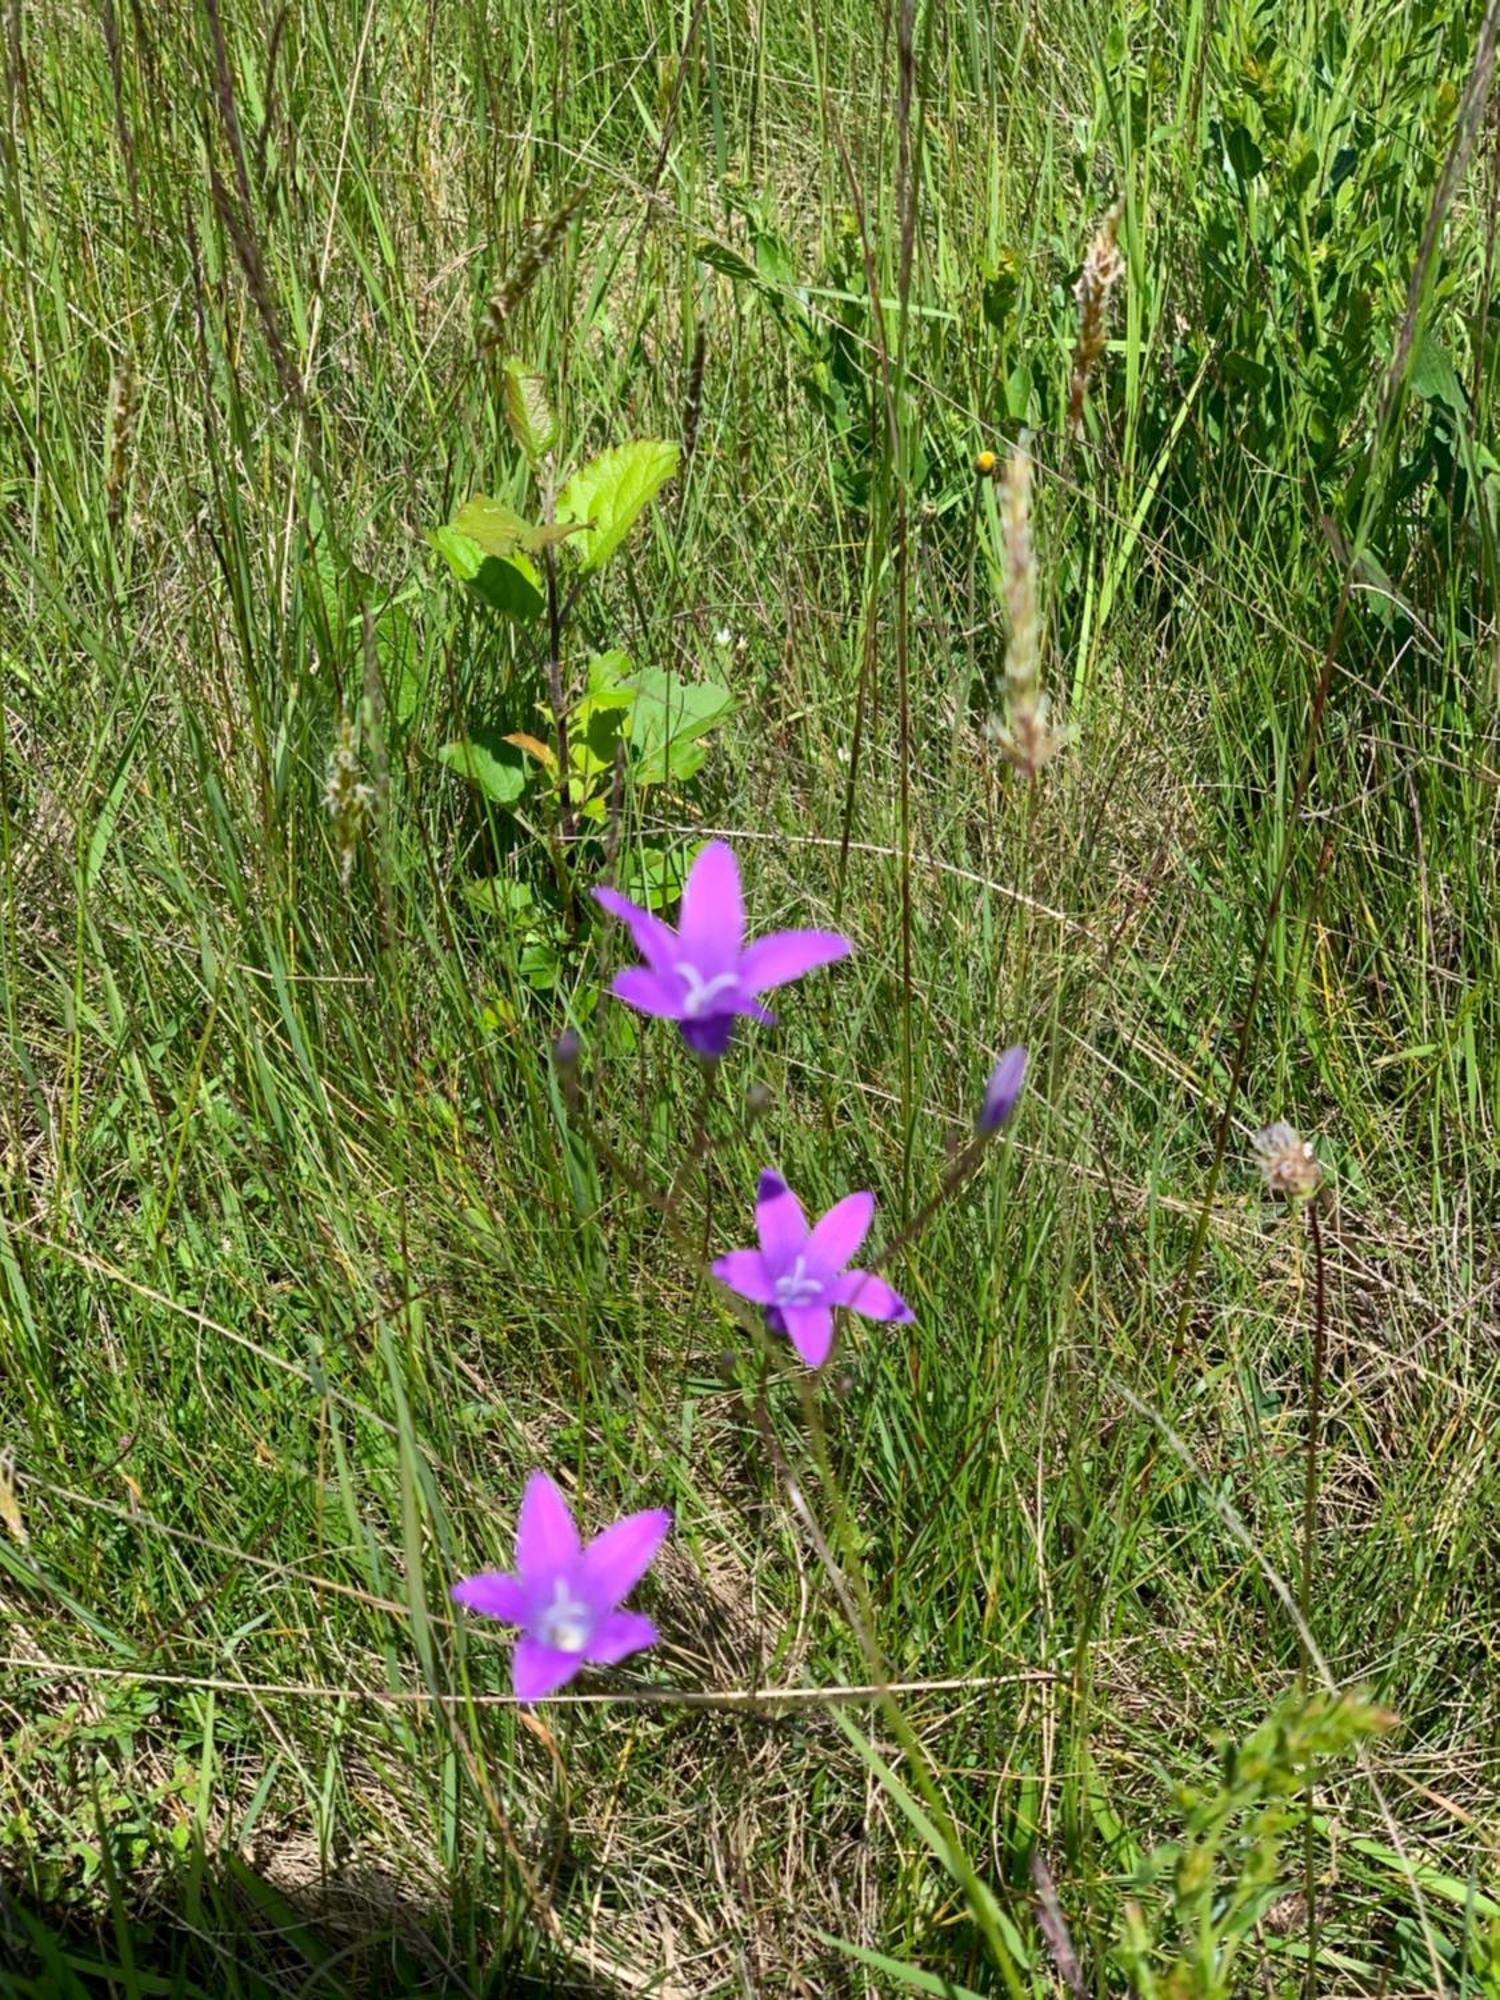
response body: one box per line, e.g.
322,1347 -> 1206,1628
712,1170 -> 913,1368
977,1044 -> 1028,1134
450,1472 -> 671,1702
592,840 -> 851,1058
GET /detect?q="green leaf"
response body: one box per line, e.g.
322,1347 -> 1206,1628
621,665 -> 734,786
426,524 -> 543,620
502,360 -> 558,460
377,605 -> 423,726
438,733 -> 528,807
451,496 -> 530,557
462,877 -> 535,917
814,1934 -> 989,2000
556,439 -> 679,571
615,844 -> 686,911
1410,332 -> 1467,418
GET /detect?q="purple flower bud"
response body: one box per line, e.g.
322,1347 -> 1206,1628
552,1029 -> 581,1071
976,1045 -> 1028,1134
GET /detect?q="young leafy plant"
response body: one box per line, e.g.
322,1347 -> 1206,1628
427,360 -> 734,993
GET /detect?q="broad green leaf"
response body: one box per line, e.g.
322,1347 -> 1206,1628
438,734 -> 528,807
503,360 -> 558,460
452,496 -> 529,557
377,605 -> 423,727
426,524 -> 543,620
1410,333 -> 1467,418
574,649 -> 639,726
615,844 -> 686,911
556,440 -> 679,571
622,665 -> 734,786
462,877 -> 534,917
453,495 -> 586,559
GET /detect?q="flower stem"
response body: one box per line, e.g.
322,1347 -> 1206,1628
1301,1190 -> 1327,1997
791,1374 -> 1027,2000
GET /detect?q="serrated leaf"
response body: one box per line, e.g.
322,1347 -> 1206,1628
621,666 -> 735,786
452,496 -> 530,558
438,733 -> 529,806
503,360 -> 558,460
426,525 -> 544,620
556,440 -> 679,571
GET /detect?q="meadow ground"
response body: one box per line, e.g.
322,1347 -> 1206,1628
1,0 -> 1498,1993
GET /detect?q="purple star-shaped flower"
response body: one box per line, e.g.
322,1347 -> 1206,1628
711,1170 -> 913,1368
450,1472 -> 671,1702
592,840 -> 851,1057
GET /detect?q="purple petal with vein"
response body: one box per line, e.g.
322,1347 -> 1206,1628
513,1636 -> 584,1702
585,1610 -> 659,1666
579,1509 -> 673,1611
829,1269 -> 913,1322
514,1472 -> 579,1580
449,1572 -> 529,1625
805,1190 -> 875,1272
739,928 -> 851,993
781,1304 -> 835,1367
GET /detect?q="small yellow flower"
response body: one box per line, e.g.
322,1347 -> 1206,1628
974,449 -> 998,477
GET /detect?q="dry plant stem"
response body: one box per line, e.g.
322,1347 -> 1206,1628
1301,1191 -> 1328,1998
789,1373 -> 1028,2000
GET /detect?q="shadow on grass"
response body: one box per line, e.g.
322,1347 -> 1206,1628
0,1850 -> 623,2000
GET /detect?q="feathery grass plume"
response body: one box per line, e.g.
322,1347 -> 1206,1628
104,355 -> 135,530
988,437 -> 1070,776
479,186 -> 589,350
1067,198 -> 1124,441
324,710 -> 370,888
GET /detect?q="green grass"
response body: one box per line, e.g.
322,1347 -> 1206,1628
1,0 -> 1497,1993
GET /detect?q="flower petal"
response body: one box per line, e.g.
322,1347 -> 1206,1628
976,1045 -> 1028,1134
711,1248 -> 777,1305
584,1610 -> 658,1667
679,1013 -> 737,1059
514,1471 -> 579,1584
805,1190 -> 875,1273
829,1269 -> 913,1322
579,1507 -> 672,1612
592,885 -> 679,975
755,1170 -> 808,1266
450,1571 -> 529,1625
738,928 -> 851,994
610,967 -> 685,1019
780,1304 -> 835,1367
513,1636 -> 583,1702
677,840 -> 743,966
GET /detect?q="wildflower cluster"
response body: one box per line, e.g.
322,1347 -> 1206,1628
450,839 -> 1027,1698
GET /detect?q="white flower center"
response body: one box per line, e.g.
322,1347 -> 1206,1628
773,1255 -> 823,1310
674,962 -> 741,1019
535,1577 -> 593,1655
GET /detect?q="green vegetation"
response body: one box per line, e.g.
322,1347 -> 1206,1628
1,0 -> 1496,1992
